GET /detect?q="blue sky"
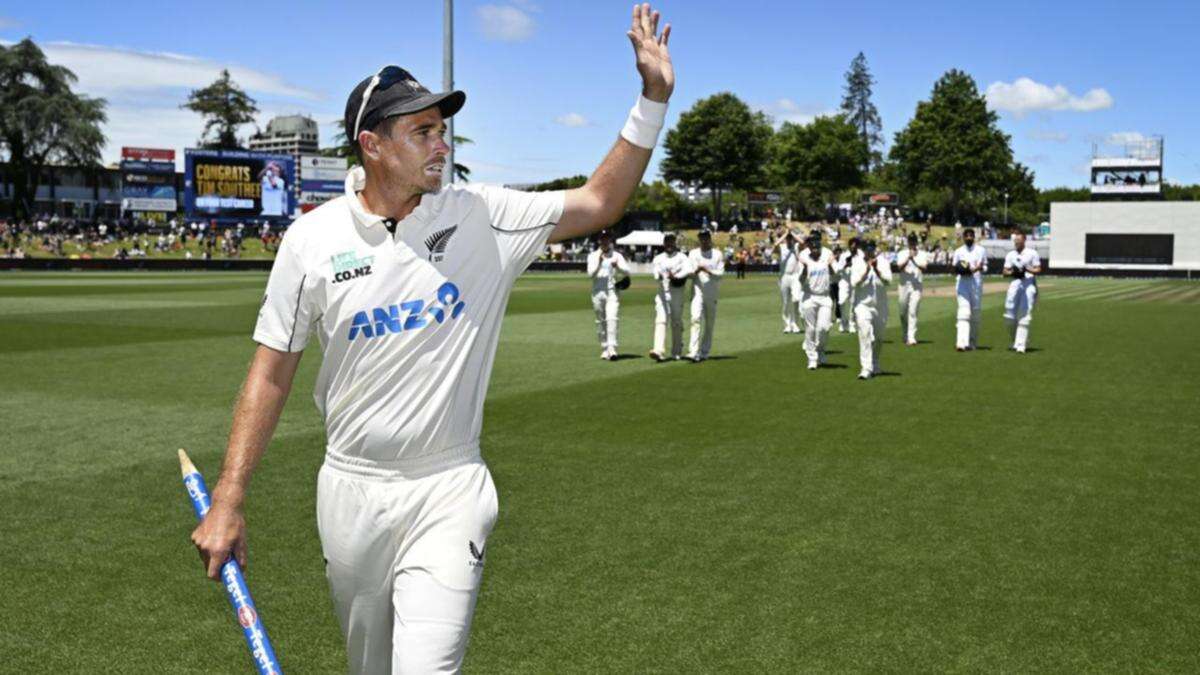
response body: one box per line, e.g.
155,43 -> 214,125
2,0 -> 1198,188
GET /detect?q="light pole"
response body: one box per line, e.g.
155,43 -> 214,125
443,0 -> 454,185
1003,191 -> 1009,227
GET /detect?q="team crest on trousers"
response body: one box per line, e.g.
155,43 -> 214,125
468,540 -> 486,568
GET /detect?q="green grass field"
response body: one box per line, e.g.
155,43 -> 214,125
1,271 -> 1198,673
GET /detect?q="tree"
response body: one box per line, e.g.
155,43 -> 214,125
182,69 -> 258,150
529,175 -> 589,192
840,52 -> 883,172
767,115 -> 867,211
999,161 -> 1038,226
0,38 -> 107,220
889,69 -> 1014,222
629,179 -> 695,224
661,92 -> 772,218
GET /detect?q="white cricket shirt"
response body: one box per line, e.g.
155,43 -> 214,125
779,244 -> 801,277
688,247 -> 725,292
587,249 -> 629,294
651,250 -> 693,293
851,253 -> 892,309
952,244 -> 987,293
895,248 -> 929,290
254,166 -> 564,476
1004,247 -> 1041,284
799,247 -> 834,297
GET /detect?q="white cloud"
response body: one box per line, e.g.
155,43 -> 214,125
555,112 -> 590,128
477,4 -> 537,42
985,77 -> 1113,117
35,41 -> 319,100
94,106 -> 340,169
758,98 -> 837,128
1029,130 -> 1069,143
1,40 -> 337,167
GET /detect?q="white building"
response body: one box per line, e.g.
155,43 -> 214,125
1049,202 -> 1200,272
249,115 -> 320,157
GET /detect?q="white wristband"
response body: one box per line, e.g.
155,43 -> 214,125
620,95 -> 668,149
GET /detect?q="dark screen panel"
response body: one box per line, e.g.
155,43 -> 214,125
1085,234 -> 1174,265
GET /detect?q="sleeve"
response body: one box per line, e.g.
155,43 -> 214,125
1029,250 -> 1042,269
851,259 -> 868,286
614,253 -> 630,274
651,256 -> 663,280
709,251 -> 726,276
478,186 -> 566,273
586,251 -> 600,277
951,249 -> 962,266
877,255 -> 893,284
252,236 -> 316,352
1003,251 -> 1015,271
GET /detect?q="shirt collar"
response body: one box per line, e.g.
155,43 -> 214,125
344,165 -> 442,232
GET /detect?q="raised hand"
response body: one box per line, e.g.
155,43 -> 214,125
626,3 -> 674,102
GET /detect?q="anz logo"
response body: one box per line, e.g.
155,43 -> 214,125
347,281 -> 466,341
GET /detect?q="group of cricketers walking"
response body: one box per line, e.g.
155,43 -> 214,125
587,225 -> 1043,379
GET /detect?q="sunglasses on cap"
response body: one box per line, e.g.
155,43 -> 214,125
352,65 -> 407,141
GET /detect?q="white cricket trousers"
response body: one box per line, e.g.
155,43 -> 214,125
689,287 -> 718,359
801,295 -> 833,366
317,459 -> 498,674
1004,280 -> 1037,351
591,290 -> 619,350
837,280 -> 854,333
653,288 -> 686,357
779,275 -> 800,332
898,284 -> 922,344
854,304 -> 886,375
955,279 -> 982,349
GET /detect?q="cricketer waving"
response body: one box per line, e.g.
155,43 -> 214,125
189,4 -> 674,673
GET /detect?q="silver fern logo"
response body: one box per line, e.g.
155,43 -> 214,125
468,540 -> 486,568
424,226 -> 458,262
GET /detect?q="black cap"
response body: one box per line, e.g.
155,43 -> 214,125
597,230 -> 613,241
907,232 -> 919,244
344,66 -> 465,142
698,229 -> 713,239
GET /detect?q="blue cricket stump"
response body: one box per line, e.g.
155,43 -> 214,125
179,449 -> 283,675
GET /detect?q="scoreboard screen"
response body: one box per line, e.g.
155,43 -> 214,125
1085,234 -> 1174,265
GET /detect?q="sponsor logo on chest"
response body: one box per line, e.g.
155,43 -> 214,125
331,250 -> 374,284
347,281 -> 467,341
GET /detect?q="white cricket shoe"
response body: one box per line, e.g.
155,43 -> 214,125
858,370 -> 872,380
